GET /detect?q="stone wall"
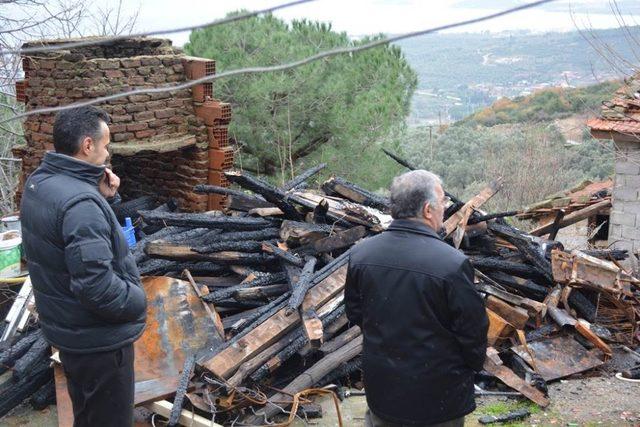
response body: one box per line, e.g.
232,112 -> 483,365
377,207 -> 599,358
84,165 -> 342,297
608,140 -> 640,253
12,37 -> 233,212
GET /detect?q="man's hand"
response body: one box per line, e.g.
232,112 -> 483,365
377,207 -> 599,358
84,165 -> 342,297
99,168 -> 120,199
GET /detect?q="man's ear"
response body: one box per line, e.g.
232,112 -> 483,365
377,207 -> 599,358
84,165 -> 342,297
422,201 -> 431,219
79,136 -> 93,155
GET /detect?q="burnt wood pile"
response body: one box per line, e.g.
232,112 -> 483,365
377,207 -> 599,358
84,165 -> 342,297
2,159 -> 640,425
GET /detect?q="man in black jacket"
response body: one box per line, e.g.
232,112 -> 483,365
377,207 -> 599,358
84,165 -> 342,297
345,170 -> 488,427
20,106 -> 146,427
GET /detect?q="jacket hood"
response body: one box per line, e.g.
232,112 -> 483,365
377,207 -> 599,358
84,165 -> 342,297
41,151 -> 105,187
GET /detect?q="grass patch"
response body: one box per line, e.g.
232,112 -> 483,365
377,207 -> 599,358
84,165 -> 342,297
474,399 -> 542,426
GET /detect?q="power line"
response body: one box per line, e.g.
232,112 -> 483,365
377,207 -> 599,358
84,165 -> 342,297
0,0 -> 558,125
1,0 -> 315,55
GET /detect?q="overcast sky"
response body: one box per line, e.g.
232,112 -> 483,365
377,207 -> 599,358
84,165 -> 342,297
121,0 -> 640,47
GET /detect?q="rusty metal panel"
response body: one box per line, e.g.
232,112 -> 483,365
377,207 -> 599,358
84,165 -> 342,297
511,335 -> 604,381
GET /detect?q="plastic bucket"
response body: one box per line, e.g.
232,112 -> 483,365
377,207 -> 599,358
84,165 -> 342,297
0,231 -> 21,278
1,215 -> 20,232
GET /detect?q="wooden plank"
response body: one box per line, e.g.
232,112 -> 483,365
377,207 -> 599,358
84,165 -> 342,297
484,353 -> 550,407
486,308 -> 513,346
444,179 -> 503,240
147,400 -> 221,427
486,296 -> 529,330
312,226 -> 367,253
530,199 -> 611,236
200,265 -> 348,378
54,363 -> 73,427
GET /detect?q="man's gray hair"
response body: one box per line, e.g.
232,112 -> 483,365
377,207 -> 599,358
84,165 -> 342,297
389,170 -> 443,219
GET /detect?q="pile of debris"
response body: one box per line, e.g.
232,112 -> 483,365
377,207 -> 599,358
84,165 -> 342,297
1,156 -> 640,425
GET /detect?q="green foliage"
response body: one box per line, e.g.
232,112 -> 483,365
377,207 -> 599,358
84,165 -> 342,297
402,121 -> 614,211
185,13 -> 417,179
463,81 -> 620,126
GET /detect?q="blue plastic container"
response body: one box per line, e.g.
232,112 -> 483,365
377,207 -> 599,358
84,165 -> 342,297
122,217 -> 137,248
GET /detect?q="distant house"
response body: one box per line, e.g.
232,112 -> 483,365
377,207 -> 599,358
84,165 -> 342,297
587,78 -> 640,254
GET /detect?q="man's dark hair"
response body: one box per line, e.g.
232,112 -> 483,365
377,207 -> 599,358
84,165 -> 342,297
52,106 -> 110,155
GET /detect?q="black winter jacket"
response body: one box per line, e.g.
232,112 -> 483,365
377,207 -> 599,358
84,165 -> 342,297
20,152 -> 146,353
345,219 -> 488,425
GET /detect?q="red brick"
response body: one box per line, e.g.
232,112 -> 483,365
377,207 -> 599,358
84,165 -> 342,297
97,60 -> 120,70
129,94 -> 150,103
109,124 -> 126,133
112,132 -> 134,142
126,123 -> 148,132
40,123 -> 53,133
133,111 -> 155,121
120,59 -> 141,68
104,69 -> 125,79
155,108 -> 175,119
140,57 -> 161,66
148,119 -> 168,129
111,114 -> 132,123
135,129 -> 156,139
125,104 -> 146,113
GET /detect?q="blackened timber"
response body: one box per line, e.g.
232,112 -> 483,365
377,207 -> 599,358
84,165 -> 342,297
234,284 -> 289,301
262,242 -> 305,267
312,226 -> 367,253
281,163 -> 327,191
145,242 -> 277,265
0,329 -> 41,375
568,290 -> 597,323
582,248 -> 629,261
470,256 -> 549,283
194,228 -> 281,253
224,170 -> 303,220
133,226 -> 189,263
487,222 -> 554,285
249,306 -> 346,383
29,380 -> 56,410
139,210 -> 275,230
485,271 -> 548,301
0,358 -> 52,418
315,357 -> 362,387
468,211 -> 519,224
194,184 -> 265,202
312,199 -> 330,224
286,257 -> 318,314
167,355 -> 196,427
190,240 -> 265,254
319,325 -> 361,354
322,176 -> 390,211
138,259 -> 227,276
214,299 -> 266,309
280,221 -> 333,247
203,273 -> 288,303
12,335 -> 49,382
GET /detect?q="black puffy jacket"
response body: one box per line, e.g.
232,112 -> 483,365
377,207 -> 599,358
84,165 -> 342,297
345,219 -> 488,425
20,152 -> 146,353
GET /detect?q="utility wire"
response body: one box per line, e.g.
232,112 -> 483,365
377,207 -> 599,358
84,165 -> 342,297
0,0 -> 558,124
2,0 -> 315,55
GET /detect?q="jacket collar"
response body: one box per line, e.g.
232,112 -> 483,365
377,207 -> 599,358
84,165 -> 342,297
386,218 -> 442,240
41,151 -> 105,187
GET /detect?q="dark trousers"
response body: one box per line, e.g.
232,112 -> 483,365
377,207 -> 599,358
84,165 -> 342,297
365,409 -> 464,427
59,343 -> 135,427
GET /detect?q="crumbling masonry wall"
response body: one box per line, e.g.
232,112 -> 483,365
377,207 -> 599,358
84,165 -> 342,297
13,37 -> 232,212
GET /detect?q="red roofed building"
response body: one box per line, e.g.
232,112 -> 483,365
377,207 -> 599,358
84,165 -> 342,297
587,78 -> 640,254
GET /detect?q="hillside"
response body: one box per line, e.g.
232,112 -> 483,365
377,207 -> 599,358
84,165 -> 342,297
396,26 -> 638,124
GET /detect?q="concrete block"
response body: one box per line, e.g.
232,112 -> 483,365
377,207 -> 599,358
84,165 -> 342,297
610,211 -> 636,227
613,187 -> 639,202
624,174 -> 640,188
623,201 -> 640,215
609,223 -> 623,238
622,225 -> 640,241
615,161 -> 640,175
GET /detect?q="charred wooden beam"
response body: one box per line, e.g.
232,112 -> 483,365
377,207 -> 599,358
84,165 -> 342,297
548,209 -> 565,241
139,210 -> 276,230
487,222 -> 554,285
167,355 -> 196,427
133,226 -> 189,263
468,211 -> 519,224
225,170 -> 303,220
312,226 -> 366,254
247,335 -> 363,423
286,257 -> 318,315
312,199 -> 330,224
582,248 -> 628,261
485,271 -> 548,301
194,228 -> 281,253
280,221 -> 333,247
319,325 -> 361,354
0,329 -> 41,375
12,335 -> 49,382
145,242 -> 277,266
529,199 -> 611,237
29,380 -> 56,410
138,259 -> 228,276
193,184 -> 265,202
281,163 -> 327,191
567,290 -> 597,323
470,256 -> 549,284
203,273 -> 288,303
189,240 -> 265,254
315,357 -> 362,387
322,176 -> 390,211
262,242 -> 305,267
0,358 -> 52,418
214,299 -> 267,309
234,284 -> 289,301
